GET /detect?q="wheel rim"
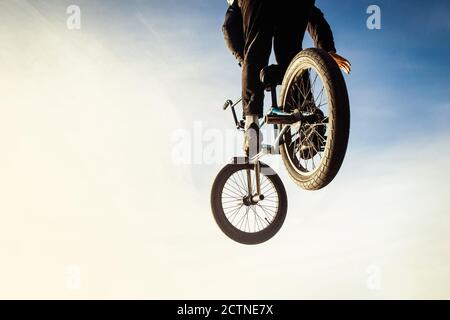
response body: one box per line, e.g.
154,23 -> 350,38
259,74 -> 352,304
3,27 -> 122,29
220,169 -> 279,234
283,66 -> 331,176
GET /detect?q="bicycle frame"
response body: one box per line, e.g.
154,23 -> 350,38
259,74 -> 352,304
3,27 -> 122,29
222,86 -> 293,203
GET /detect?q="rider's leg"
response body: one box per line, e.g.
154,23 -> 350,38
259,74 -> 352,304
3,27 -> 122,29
274,0 -> 315,109
239,0 -> 274,155
244,115 -> 261,156
239,0 -> 274,119
273,0 -> 314,73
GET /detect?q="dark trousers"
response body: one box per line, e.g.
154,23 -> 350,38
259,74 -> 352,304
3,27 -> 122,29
238,0 -> 315,117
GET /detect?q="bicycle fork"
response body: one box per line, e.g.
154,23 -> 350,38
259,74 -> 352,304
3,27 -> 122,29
245,113 -> 292,204
246,161 -> 265,204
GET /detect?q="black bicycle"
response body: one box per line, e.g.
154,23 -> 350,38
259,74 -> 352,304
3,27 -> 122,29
211,48 -> 350,245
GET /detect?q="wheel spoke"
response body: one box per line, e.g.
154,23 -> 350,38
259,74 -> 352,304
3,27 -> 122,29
237,170 -> 250,195
230,175 -> 246,196
257,204 -> 276,220
219,168 -> 282,234
226,205 -> 244,224
250,205 -> 268,228
223,185 -> 243,198
225,181 -> 244,197
281,65 -> 331,174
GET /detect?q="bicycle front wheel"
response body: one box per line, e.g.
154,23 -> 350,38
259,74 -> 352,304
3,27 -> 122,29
210,162 -> 287,245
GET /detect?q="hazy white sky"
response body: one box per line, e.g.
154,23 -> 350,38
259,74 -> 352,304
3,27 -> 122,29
0,0 -> 449,299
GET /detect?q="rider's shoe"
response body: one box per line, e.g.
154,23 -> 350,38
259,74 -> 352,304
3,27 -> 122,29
244,122 -> 263,159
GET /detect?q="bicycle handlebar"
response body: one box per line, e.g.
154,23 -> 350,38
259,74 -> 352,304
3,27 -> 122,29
223,99 -> 233,110
222,98 -> 242,111
222,98 -> 244,130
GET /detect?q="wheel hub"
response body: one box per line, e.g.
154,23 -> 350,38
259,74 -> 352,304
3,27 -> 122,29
243,194 -> 265,206
296,107 -> 326,160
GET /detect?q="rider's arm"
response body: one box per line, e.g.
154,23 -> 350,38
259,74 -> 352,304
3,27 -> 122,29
307,6 -> 336,53
308,6 -> 351,74
222,2 -> 245,66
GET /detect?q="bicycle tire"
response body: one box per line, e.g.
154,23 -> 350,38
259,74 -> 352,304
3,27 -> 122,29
210,162 -> 287,245
279,48 -> 350,190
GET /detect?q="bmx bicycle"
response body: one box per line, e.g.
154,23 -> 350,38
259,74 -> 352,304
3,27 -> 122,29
211,48 -> 350,245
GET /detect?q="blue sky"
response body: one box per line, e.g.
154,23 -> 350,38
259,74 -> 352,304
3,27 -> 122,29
1,0 -> 450,298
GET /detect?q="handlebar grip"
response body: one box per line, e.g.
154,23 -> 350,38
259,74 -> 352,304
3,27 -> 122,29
223,99 -> 233,110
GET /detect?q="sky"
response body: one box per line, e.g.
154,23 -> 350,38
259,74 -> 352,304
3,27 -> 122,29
0,0 -> 449,299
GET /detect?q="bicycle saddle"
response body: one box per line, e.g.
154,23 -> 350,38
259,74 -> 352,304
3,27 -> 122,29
260,65 -> 283,89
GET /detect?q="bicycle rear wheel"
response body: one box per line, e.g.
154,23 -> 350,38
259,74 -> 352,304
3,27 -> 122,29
279,48 -> 350,190
211,162 -> 287,245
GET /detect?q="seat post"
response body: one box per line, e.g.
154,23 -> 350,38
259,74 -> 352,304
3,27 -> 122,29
270,85 -> 278,108
269,85 -> 280,135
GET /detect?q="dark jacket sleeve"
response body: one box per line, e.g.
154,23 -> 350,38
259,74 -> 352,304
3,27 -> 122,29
307,6 -> 336,52
222,2 -> 245,65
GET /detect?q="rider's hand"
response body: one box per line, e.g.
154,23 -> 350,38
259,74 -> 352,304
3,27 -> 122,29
329,52 -> 351,75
